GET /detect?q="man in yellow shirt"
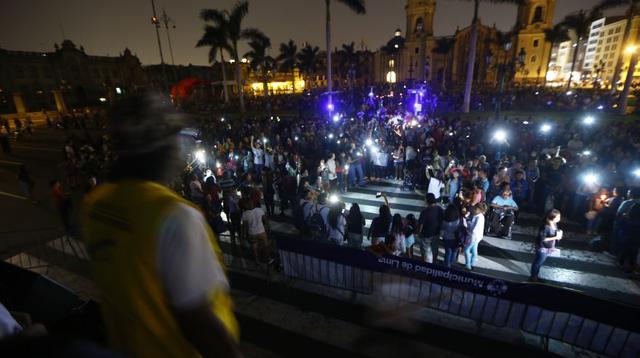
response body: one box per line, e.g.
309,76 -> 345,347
82,91 -> 240,357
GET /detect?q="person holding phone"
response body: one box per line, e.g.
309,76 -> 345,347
529,209 -> 563,282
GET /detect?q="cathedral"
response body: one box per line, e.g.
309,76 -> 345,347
374,0 -> 556,88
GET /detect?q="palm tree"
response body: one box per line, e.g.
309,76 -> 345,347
542,24 -> 570,87
458,0 -> 524,113
298,44 -> 321,88
200,1 -> 266,113
277,40 -> 298,94
244,34 -> 276,96
594,0 -> 640,94
432,37 -> 456,90
338,42 -> 359,90
196,24 -> 232,103
558,9 -> 602,90
324,0 -> 365,99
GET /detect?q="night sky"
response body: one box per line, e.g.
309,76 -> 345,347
0,0 -> 613,66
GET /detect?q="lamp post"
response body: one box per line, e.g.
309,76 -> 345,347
161,8 -> 176,66
150,0 -> 168,91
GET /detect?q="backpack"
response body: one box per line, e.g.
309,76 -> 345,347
455,218 -> 472,248
308,205 -> 328,240
293,201 -> 309,231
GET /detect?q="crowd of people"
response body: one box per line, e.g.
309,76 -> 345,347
168,86 -> 640,276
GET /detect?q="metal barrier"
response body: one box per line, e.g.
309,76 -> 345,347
276,237 -> 640,357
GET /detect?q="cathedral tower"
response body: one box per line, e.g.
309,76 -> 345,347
402,0 -> 436,82
515,0 -> 556,83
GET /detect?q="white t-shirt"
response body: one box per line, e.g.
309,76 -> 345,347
156,203 -> 229,310
252,148 -> 264,165
469,214 -> 485,245
428,177 -> 444,199
326,159 -> 337,180
241,207 -> 266,235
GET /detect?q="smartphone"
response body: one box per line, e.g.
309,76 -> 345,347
376,192 -> 382,198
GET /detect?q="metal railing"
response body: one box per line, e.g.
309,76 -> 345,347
276,236 -> 640,358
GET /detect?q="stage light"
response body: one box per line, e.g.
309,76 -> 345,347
633,168 -> 640,177
365,138 -> 373,146
327,103 -> 334,111
522,121 -> 529,125
582,150 -> 592,156
540,123 -> 552,133
328,194 -> 339,204
328,133 -> 334,139
332,114 -> 340,122
583,116 -> 595,125
493,129 -> 507,143
370,146 -> 379,154
582,172 -> 599,185
195,150 -> 205,164
410,119 -> 418,127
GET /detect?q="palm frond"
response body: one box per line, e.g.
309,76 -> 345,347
336,0 -> 366,14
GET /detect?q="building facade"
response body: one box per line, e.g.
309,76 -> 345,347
0,40 -> 147,114
514,0 -> 556,84
547,14 -> 640,88
374,0 -> 556,88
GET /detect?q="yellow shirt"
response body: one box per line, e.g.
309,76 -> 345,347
82,180 -> 238,357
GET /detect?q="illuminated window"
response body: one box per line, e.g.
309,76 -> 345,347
388,59 -> 395,68
386,71 -> 397,83
533,39 -> 539,47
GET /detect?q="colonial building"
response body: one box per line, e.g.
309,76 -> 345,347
0,40 -> 147,114
514,0 -> 556,84
374,0 -> 556,88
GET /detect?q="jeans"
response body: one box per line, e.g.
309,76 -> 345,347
254,163 -> 264,182
347,232 -> 363,248
348,163 -> 365,187
464,242 -> 479,269
417,236 -> 438,263
443,240 -> 457,268
530,249 -> 549,279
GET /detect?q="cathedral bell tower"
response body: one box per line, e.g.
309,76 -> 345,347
515,0 -> 556,83
402,0 -> 436,82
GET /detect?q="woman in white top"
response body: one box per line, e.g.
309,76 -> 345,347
327,204 -> 346,245
390,214 -> 406,256
464,202 -> 487,270
240,197 -> 269,263
326,153 -> 337,192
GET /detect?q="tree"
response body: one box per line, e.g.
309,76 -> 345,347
458,0 -> 524,113
542,24 -> 570,87
324,0 -> 365,100
558,9 -> 602,90
196,24 -> 232,103
200,1 -> 266,113
432,37 -> 455,90
277,40 -> 298,93
244,34 -> 276,96
594,0 -> 640,94
297,44 -> 320,88
338,42 -> 359,90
